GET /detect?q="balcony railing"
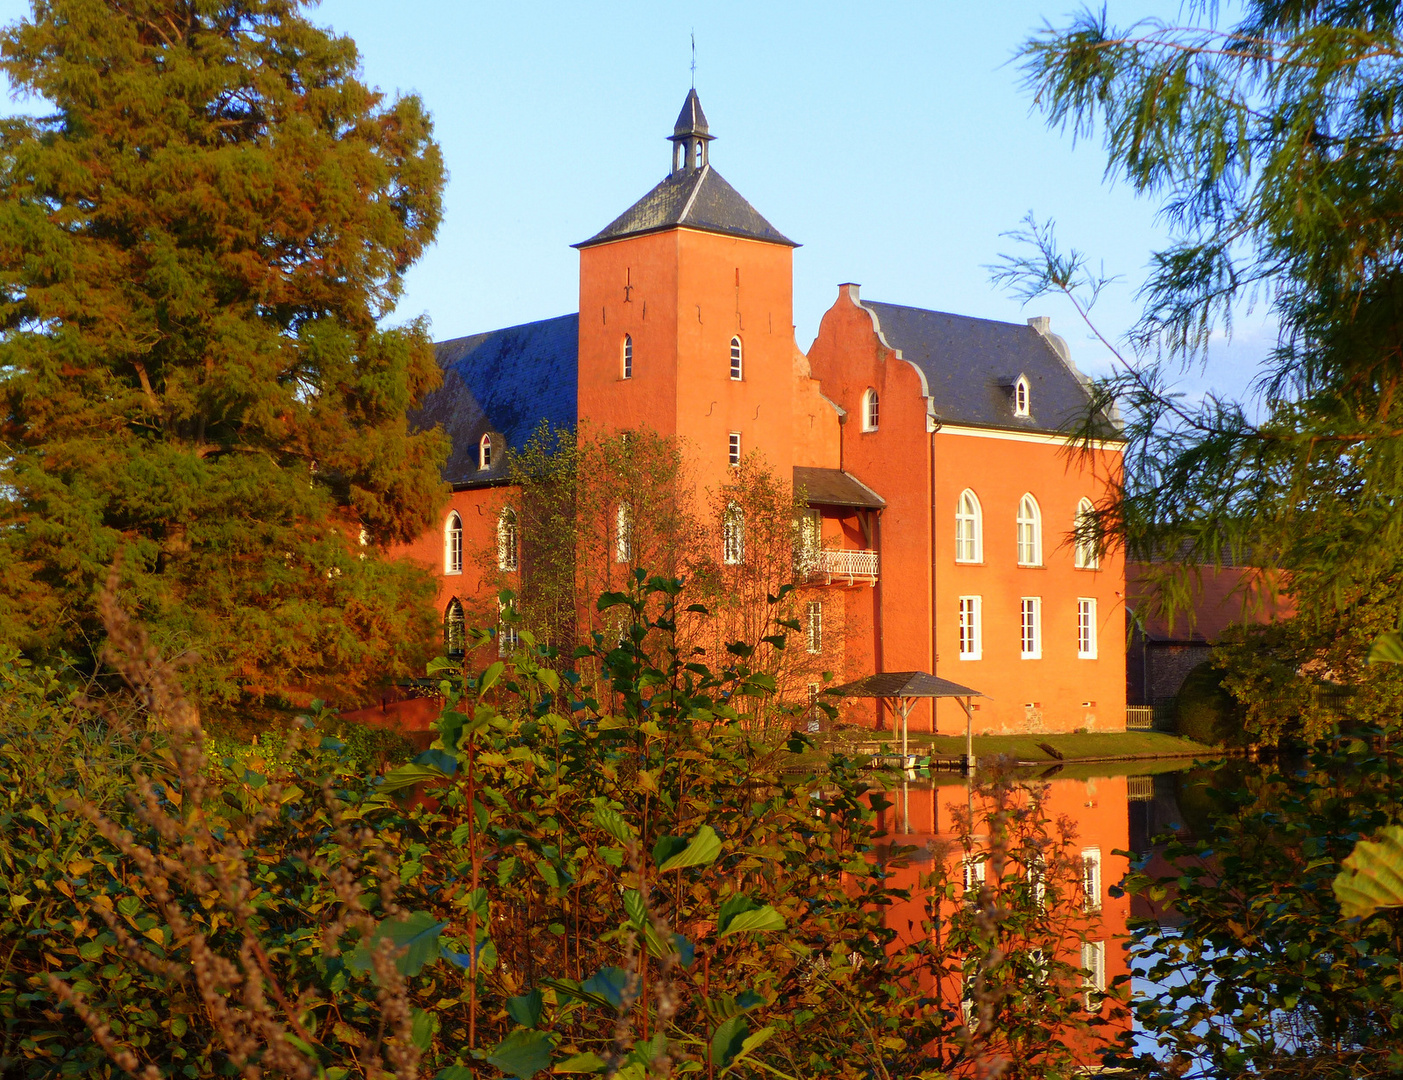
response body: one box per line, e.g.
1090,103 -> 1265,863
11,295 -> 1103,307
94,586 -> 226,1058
805,548 -> 879,586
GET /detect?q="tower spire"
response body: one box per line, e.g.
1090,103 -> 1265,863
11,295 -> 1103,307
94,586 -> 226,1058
669,88 -> 713,175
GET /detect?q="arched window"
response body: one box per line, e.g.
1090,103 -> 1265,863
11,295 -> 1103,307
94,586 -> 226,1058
444,511 -> 463,574
955,490 -> 982,563
622,334 -> 633,379
862,388 -> 879,432
722,503 -> 745,565
444,598 -> 465,658
497,508 -> 519,572
1017,494 -> 1042,566
1014,376 -> 1031,418
729,336 -> 743,381
479,433 -> 493,470
1074,498 -> 1100,569
615,502 -> 632,563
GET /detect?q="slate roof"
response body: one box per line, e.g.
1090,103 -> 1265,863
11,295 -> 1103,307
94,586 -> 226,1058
793,466 -> 886,510
412,314 -> 579,488
576,165 -> 796,249
859,302 -> 1117,437
673,88 -> 710,137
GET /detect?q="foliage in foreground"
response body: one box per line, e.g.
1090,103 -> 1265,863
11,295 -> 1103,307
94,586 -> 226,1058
0,0 -> 450,715
1,575 -> 1120,1079
1123,733 -> 1403,1079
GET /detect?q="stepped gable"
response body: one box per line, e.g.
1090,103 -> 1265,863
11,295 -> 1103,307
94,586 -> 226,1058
859,301 -> 1115,436
412,314 -> 579,488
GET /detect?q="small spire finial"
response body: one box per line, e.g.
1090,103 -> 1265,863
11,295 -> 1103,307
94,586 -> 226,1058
690,31 -> 696,89
669,86 -> 713,175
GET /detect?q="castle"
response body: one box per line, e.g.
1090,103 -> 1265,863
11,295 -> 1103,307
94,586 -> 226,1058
391,90 -> 1126,736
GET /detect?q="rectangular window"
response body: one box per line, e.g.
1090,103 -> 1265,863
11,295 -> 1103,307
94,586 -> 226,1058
1078,598 -> 1097,659
1081,847 -> 1102,912
1081,940 -> 1107,1008
806,601 -> 823,654
797,509 -> 821,572
728,432 -> 741,467
807,682 -> 822,732
1020,597 -> 1041,659
958,596 -> 981,660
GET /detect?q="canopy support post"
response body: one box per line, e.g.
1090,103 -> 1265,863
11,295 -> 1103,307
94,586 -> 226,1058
959,695 -> 976,776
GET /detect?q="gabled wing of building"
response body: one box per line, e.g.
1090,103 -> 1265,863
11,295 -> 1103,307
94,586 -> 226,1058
859,301 -> 1114,436
411,314 -> 579,488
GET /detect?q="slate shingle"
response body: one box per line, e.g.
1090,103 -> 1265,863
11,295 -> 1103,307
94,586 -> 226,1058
412,315 -> 579,488
860,302 -> 1116,437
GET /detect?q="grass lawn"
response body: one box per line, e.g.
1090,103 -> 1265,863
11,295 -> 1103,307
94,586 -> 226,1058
829,729 -> 1217,763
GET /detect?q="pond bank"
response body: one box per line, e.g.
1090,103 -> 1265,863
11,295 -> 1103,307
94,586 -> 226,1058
812,729 -> 1220,766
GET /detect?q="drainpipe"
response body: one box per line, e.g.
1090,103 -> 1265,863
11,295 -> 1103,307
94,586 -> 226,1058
872,507 -> 885,731
928,419 -> 942,733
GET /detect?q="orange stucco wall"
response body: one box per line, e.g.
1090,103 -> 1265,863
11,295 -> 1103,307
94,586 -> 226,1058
807,285 -> 1126,734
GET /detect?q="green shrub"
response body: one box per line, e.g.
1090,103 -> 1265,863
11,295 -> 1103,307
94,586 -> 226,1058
1174,661 -> 1242,746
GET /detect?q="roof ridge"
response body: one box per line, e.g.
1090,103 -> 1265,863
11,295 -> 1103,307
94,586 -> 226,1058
676,163 -> 709,223
864,299 -> 1040,333
435,312 -> 577,348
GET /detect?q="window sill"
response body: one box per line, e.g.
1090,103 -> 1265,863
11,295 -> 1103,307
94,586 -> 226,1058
958,653 -> 981,661
954,558 -> 984,566
1016,563 -> 1045,569
445,569 -> 463,576
1020,653 -> 1042,661
1078,653 -> 1098,661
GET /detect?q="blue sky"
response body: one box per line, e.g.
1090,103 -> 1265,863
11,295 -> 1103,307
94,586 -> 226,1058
1,0 -> 1270,398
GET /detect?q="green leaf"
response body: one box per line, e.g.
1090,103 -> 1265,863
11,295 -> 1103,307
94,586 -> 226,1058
657,825 -> 722,872
580,966 -> 629,1011
410,1008 -> 435,1051
346,912 -> 447,979
1334,825 -> 1403,919
717,894 -> 757,934
479,660 -> 506,696
487,1029 -> 554,1079
592,804 -> 634,844
553,1051 -> 607,1073
710,1016 -> 748,1069
1369,631 -> 1403,664
717,905 -> 786,938
435,1069 -> 475,1080
426,657 -> 460,675
506,988 -> 544,1029
651,834 -> 687,868
623,889 -> 648,930
375,763 -> 450,795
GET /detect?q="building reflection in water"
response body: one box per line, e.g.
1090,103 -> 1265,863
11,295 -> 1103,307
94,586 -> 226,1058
865,770 -> 1146,1054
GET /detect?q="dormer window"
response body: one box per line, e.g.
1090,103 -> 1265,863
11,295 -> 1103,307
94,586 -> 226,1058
1014,376 -> 1031,418
622,334 -> 633,379
479,433 -> 492,470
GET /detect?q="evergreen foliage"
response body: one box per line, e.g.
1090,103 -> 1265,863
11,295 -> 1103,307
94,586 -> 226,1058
0,0 -> 449,713
1001,3 -> 1403,714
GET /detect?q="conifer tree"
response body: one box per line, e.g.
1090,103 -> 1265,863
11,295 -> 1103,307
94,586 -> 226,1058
0,0 -> 449,713
1003,5 -> 1403,656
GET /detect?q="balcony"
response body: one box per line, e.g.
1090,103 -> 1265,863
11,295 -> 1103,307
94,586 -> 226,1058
805,548 -> 879,586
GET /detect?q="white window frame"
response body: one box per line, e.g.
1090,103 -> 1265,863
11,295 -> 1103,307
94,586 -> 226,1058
498,601 -> 518,657
1074,497 -> 1099,569
1027,852 -> 1047,911
1078,597 -> 1098,659
1081,940 -> 1106,1008
806,600 -> 823,654
862,388 -> 879,432
955,489 -> 982,563
1017,494 -> 1042,566
797,509 -> 821,572
444,511 -> 463,575
1081,847 -> 1102,913
729,336 -> 743,381
497,508 -> 519,572
1014,375 -> 1031,417
622,334 -> 633,379
728,431 -> 741,468
479,433 -> 492,470
1020,596 -> 1042,659
723,503 -> 745,565
958,596 -> 981,660
961,852 -> 985,901
444,598 -> 465,657
615,503 -> 632,563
